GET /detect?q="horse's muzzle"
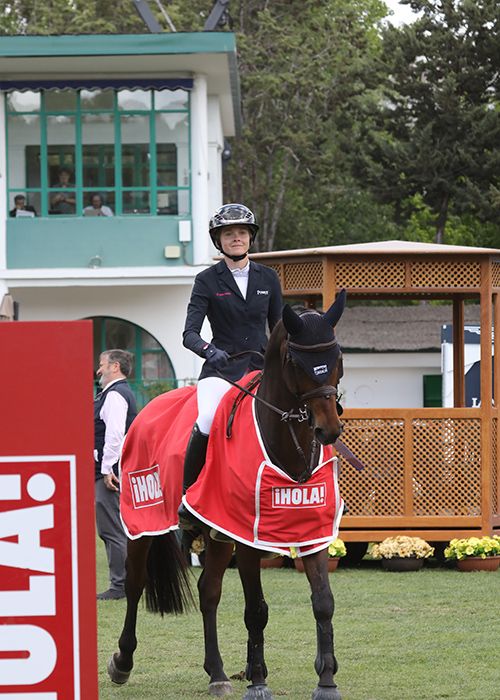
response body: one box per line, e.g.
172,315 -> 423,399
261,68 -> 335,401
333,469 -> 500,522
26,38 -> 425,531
314,422 -> 343,446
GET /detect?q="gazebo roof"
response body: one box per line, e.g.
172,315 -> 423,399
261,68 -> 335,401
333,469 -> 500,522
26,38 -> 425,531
252,240 -> 500,259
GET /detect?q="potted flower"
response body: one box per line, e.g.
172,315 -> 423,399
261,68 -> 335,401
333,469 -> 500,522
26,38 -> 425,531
291,539 -> 347,573
444,535 -> 500,572
371,536 -> 434,571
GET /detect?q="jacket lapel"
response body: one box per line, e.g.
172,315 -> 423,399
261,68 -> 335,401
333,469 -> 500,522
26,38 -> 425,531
246,261 -> 261,302
216,260 -> 244,299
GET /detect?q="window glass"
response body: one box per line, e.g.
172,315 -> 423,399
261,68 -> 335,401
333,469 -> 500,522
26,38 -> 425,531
45,89 -> 77,111
142,351 -> 171,380
80,88 -> 114,110
121,115 -> 150,187
46,114 -> 76,214
117,89 -> 151,111
154,89 -> 188,110
8,115 -> 40,188
7,91 -> 40,112
123,191 -> 150,215
6,86 -> 191,219
82,114 -> 115,189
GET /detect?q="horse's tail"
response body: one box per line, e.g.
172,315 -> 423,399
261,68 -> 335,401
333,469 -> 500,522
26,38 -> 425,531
145,531 -> 195,616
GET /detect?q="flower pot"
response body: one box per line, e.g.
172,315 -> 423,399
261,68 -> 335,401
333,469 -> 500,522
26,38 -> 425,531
260,556 -> 284,569
456,555 -> 500,572
381,556 -> 424,572
294,557 -> 340,573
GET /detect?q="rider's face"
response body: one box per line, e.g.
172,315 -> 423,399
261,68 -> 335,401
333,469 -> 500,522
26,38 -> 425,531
219,225 -> 251,256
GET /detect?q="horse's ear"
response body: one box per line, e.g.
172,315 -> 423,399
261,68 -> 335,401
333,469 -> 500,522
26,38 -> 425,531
282,304 -> 304,335
323,289 -> 347,328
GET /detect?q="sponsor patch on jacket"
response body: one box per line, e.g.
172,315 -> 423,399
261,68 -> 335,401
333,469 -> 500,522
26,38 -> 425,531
128,465 -> 163,509
272,483 -> 327,508
216,291 -> 232,297
256,290 -> 269,295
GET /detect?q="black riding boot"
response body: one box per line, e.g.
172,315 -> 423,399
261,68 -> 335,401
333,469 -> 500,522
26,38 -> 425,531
178,423 -> 209,532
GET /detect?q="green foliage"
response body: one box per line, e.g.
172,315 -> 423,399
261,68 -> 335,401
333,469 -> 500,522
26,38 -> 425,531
359,0 -> 500,243
0,0 -> 154,35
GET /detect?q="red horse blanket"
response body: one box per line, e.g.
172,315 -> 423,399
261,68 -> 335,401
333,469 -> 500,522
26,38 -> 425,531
120,373 -> 343,556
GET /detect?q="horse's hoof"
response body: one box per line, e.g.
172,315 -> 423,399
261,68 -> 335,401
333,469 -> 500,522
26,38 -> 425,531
107,653 -> 131,685
209,680 -> 233,696
243,684 -> 273,700
312,685 -> 342,700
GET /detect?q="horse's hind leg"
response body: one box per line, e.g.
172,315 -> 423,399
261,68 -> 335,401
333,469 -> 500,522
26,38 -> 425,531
108,536 -> 152,684
198,536 -> 234,696
303,551 -> 342,700
236,544 -> 273,700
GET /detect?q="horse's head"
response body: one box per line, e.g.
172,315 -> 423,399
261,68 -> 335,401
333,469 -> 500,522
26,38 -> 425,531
280,290 -> 346,445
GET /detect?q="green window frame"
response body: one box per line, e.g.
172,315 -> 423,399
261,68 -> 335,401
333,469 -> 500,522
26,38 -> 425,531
5,88 -> 191,218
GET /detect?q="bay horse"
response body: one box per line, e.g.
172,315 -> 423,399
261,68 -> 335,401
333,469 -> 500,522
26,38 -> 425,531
108,290 -> 347,700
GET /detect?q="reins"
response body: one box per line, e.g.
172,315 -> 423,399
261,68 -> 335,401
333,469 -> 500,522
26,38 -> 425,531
217,350 -> 338,483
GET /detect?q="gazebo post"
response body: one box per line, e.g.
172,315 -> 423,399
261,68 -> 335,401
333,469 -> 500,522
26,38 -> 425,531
494,292 -> 500,524
480,261 -> 493,533
452,296 -> 465,408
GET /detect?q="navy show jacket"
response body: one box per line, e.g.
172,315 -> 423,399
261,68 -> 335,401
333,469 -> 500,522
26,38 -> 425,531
183,259 -> 283,381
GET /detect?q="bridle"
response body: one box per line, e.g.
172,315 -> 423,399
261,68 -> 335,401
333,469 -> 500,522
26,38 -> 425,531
218,343 -> 341,483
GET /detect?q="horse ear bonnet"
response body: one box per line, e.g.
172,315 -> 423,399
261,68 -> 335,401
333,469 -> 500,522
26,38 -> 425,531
284,309 -> 341,385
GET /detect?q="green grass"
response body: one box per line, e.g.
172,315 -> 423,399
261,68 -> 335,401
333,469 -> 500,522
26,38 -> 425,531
96,542 -> 499,700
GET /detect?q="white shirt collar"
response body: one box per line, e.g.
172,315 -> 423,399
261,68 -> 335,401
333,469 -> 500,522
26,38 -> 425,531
230,261 -> 250,277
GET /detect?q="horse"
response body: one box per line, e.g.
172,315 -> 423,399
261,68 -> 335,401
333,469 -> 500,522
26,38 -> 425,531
107,290 -> 347,700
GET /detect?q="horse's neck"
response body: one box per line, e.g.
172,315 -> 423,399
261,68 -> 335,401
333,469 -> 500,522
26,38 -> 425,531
256,377 -> 316,479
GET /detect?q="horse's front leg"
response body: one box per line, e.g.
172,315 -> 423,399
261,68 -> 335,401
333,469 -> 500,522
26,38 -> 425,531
198,535 -> 234,696
302,550 -> 342,700
236,544 -> 273,700
108,536 -> 152,685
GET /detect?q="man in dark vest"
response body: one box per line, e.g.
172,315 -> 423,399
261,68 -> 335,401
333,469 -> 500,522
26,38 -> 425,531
94,349 -> 137,600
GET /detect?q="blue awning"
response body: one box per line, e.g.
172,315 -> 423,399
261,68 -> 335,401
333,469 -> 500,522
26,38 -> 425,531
0,78 -> 193,91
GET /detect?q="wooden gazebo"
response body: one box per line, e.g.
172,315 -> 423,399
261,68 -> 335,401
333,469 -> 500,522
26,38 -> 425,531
252,241 -> 500,545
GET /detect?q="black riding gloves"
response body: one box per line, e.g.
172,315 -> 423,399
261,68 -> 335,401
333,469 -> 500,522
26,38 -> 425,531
204,344 -> 230,370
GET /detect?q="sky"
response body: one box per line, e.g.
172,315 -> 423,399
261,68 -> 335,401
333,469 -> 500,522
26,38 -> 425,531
384,0 -> 419,26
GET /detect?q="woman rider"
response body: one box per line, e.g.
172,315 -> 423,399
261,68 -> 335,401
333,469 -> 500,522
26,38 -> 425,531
178,203 -> 283,530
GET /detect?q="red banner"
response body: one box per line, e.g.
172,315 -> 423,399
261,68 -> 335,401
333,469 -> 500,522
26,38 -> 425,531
0,321 -> 97,699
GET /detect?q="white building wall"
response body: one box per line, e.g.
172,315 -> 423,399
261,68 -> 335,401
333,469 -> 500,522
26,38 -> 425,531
341,352 -> 441,408
12,284 -> 204,383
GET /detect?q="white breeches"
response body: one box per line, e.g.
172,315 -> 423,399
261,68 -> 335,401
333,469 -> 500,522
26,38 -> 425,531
196,376 -> 232,435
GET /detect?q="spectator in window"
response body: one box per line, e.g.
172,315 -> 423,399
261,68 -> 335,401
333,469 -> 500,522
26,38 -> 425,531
83,193 -> 114,217
50,167 -> 76,214
10,194 -> 36,218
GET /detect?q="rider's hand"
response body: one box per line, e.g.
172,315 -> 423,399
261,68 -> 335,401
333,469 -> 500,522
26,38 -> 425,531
204,344 -> 230,370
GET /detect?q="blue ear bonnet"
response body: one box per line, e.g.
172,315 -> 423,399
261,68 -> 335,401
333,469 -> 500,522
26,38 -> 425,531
287,311 -> 341,384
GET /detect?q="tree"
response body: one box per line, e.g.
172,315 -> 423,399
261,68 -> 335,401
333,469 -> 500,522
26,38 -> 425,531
223,0 -> 389,251
359,0 -> 500,243
0,0 -> 153,35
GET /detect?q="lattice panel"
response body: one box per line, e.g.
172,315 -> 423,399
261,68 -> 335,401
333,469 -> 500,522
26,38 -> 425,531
493,418 -> 498,515
412,418 -> 482,515
283,262 -> 323,291
335,261 -> 405,289
492,262 -> 500,288
338,419 -> 405,515
411,261 -> 481,288
266,264 -> 283,286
